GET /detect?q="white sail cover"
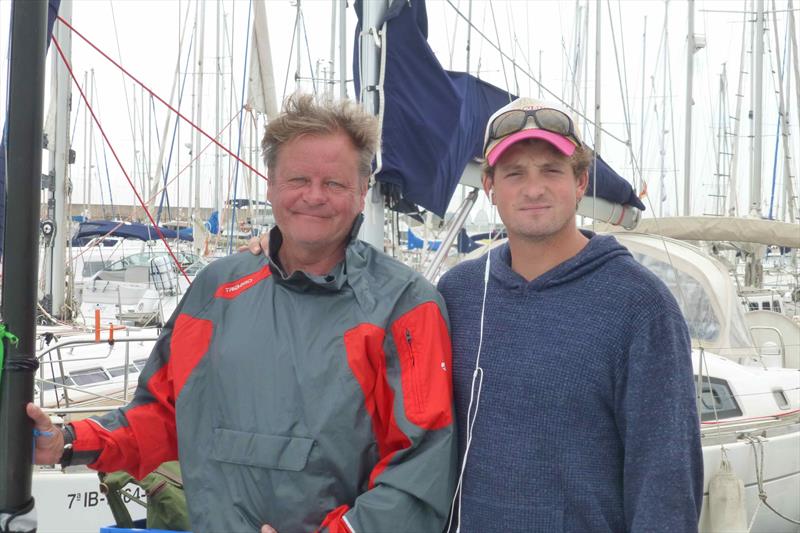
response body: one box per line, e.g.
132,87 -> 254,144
595,216 -> 799,248
246,0 -> 278,118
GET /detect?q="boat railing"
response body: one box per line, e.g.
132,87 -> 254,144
700,410 -> 800,444
36,333 -> 159,408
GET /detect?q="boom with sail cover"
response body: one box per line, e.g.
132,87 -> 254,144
353,0 -> 645,219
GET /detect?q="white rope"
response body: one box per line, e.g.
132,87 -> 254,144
447,248 -> 491,533
746,435 -> 800,527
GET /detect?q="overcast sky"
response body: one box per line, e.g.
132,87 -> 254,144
1,0 -> 799,222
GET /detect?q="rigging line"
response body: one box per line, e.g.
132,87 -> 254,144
52,36 -> 191,283
443,0 -> 629,148
149,111 -> 241,216
667,30 -> 680,215
89,82 -> 116,217
91,123 -> 107,218
488,0 -> 511,102
443,0 -> 455,69
56,15 -> 267,182
228,0 -> 254,255
282,7 -> 300,102
108,0 -> 139,178
69,89 -> 83,145
300,9 -> 318,95
158,26 -> 196,224
605,0 -> 639,176
100,122 -> 115,217
504,4 -> 520,96
612,0 -> 639,179
768,0 -> 790,219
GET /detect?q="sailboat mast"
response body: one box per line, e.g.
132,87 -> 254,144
192,0 -> 206,254
339,0 -> 347,98
659,0 -> 670,217
295,0 -> 303,92
45,0 -> 72,319
683,0 -> 696,216
639,15 -> 647,195
0,0 -> 48,522
594,0 -> 602,154
728,1 -> 749,217
751,0 -> 765,216
769,0 -> 796,222
359,0 -> 388,249
785,0 -> 800,222
215,0 -> 222,219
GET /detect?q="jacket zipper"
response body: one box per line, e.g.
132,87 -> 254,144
404,329 -> 423,413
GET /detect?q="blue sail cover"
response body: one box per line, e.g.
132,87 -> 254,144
0,0 -> 61,257
354,0 -> 645,217
71,220 -> 193,245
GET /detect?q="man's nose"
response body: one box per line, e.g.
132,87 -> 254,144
520,175 -> 546,198
302,181 -> 327,205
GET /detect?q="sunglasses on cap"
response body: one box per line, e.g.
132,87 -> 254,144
484,108 -> 582,156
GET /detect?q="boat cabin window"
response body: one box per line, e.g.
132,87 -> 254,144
40,375 -> 75,391
70,367 -> 110,386
695,376 -> 742,422
748,302 -> 759,311
107,364 -> 139,378
82,260 -> 107,277
632,253 -> 721,342
772,300 -> 781,313
772,389 -> 789,409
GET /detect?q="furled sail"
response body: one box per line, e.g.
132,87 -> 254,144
245,0 -> 278,118
353,0 -> 645,218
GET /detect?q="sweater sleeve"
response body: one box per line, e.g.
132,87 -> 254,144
615,296 -> 703,532
320,296 -> 458,533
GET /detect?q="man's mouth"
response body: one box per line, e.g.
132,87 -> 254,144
292,211 -> 331,219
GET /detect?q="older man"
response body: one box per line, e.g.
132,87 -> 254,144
28,94 -> 456,533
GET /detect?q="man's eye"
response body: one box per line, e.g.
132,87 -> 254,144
326,181 -> 346,190
288,177 -> 308,186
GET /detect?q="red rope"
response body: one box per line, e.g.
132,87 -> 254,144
56,15 -> 268,182
52,36 -> 192,283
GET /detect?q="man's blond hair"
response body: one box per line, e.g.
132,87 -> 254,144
261,94 -> 380,184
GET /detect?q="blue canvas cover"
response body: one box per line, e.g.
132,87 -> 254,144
353,0 -> 645,217
407,228 -> 441,251
71,220 -> 193,245
0,0 -> 61,257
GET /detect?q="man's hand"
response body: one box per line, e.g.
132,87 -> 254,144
239,233 -> 270,256
260,524 -> 277,533
26,402 -> 65,465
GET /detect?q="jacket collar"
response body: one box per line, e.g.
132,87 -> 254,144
267,214 -> 364,292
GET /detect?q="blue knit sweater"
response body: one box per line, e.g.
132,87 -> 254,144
437,233 -> 703,533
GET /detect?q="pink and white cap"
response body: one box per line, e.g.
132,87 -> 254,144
483,97 -> 582,166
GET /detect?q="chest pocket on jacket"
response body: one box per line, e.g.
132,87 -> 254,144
210,428 -> 314,471
391,301 -> 453,431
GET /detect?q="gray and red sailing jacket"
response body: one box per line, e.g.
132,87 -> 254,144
68,225 -> 457,532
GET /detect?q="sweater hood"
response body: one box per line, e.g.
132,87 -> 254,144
490,230 -> 631,291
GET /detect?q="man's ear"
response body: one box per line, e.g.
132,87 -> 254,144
576,169 -> 589,197
482,174 -> 494,203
